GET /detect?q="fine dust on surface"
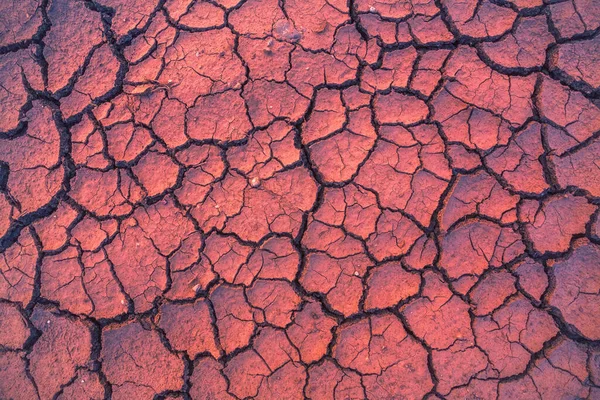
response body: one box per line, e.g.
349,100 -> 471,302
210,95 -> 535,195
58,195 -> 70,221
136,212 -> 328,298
0,0 -> 599,399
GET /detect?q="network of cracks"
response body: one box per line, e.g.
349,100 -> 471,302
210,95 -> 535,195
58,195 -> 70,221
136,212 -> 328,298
0,0 -> 600,398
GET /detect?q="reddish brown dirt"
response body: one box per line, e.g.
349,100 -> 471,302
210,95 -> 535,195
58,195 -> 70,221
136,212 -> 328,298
0,0 -> 599,399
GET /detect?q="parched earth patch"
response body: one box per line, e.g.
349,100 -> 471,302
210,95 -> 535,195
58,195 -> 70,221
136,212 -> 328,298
0,0 -> 600,399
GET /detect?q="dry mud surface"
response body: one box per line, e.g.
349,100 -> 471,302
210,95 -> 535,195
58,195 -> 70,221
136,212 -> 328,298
1,0 -> 600,399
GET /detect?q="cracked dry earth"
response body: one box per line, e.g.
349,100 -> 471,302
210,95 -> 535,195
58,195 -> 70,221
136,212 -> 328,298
1,0 -> 600,399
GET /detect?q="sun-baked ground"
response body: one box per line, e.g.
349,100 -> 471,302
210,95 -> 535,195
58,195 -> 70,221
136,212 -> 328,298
0,0 -> 599,399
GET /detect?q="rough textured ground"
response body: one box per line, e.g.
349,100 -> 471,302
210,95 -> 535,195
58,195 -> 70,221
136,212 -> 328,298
0,0 -> 599,399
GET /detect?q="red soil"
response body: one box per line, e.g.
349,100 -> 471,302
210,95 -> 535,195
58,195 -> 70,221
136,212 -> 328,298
0,0 -> 599,399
